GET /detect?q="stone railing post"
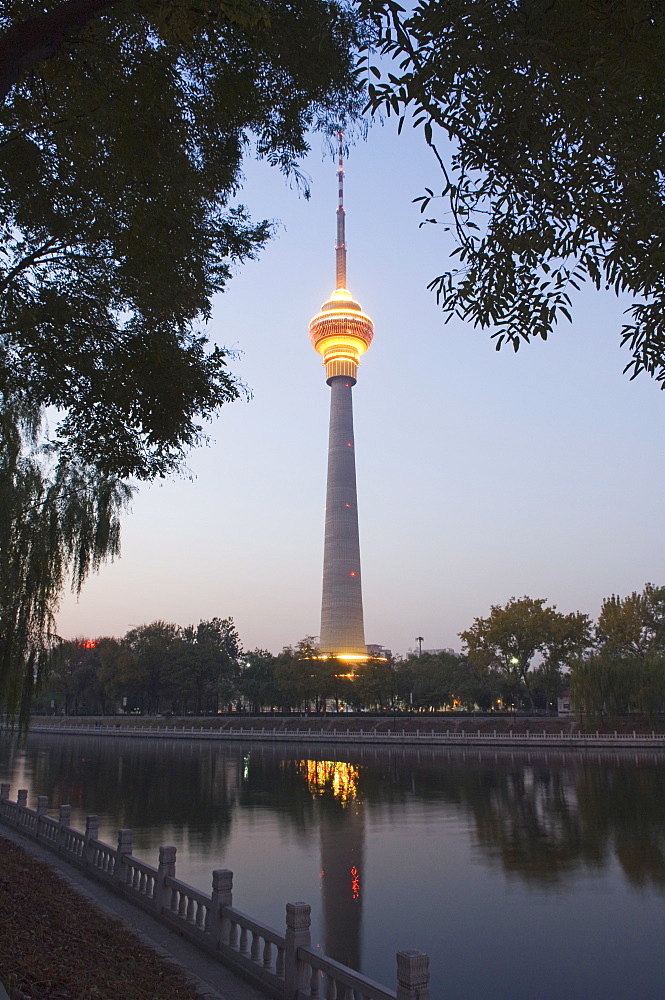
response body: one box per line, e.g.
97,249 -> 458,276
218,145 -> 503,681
85,815 -> 99,867
0,784 -> 8,825
284,902 -> 311,1000
157,845 -> 177,913
57,804 -> 71,850
35,796 -> 49,839
116,829 -> 133,885
210,869 -> 233,946
17,789 -> 28,829
396,951 -> 430,1000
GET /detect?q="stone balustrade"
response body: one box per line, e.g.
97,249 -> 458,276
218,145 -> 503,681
0,784 -> 430,1000
14,721 -> 665,749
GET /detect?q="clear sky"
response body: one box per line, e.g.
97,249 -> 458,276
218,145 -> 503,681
56,119 -> 665,657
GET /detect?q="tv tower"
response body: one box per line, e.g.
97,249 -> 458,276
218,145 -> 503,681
309,135 -> 374,660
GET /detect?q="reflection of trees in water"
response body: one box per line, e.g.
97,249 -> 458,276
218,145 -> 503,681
3,736 -> 665,892
3,734 -> 238,854
467,765 -> 602,882
256,744 -> 665,891
575,765 -> 665,888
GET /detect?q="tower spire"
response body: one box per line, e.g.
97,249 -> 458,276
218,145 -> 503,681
336,131 -> 346,290
310,139 -> 373,385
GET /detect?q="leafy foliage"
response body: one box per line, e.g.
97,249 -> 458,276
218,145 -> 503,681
596,583 -> 665,657
364,0 -> 665,384
571,583 -> 665,723
0,406 -> 130,727
0,0 -> 367,722
460,596 -> 591,707
1,0 -> 366,477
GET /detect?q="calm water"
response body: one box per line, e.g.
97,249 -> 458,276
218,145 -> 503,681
1,733 -> 664,1000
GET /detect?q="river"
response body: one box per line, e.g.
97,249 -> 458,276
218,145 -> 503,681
1,732 -> 664,1000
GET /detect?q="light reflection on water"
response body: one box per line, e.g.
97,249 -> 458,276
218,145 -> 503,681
1,733 -> 664,1000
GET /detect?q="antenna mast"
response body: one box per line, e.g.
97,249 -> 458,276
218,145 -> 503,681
335,131 -> 346,290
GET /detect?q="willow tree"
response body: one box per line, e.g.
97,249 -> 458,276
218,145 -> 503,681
0,0 -> 367,724
364,0 -> 665,385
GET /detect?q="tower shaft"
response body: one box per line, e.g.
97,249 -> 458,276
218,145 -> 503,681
320,377 -> 365,654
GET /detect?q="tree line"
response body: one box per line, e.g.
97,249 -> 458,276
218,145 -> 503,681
28,583 -> 665,722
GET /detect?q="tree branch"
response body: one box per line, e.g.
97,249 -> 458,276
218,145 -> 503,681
0,0 -> 124,105
0,238 -> 62,295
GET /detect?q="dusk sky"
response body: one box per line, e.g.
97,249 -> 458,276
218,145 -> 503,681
56,118 -> 665,657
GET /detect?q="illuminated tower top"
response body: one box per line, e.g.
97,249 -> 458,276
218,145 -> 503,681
309,134 -> 374,385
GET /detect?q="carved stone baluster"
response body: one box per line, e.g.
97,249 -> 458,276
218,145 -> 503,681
396,951 -> 430,1000
262,939 -> 272,969
58,805 -> 71,852
239,925 -> 249,955
251,931 -> 261,963
115,829 -> 133,885
186,897 -> 196,924
276,944 -> 285,978
35,796 -> 48,841
326,973 -> 337,1000
17,789 -> 28,829
84,816 -> 99,868
229,919 -> 239,949
157,845 -> 177,913
310,966 -> 320,999
211,869 -> 233,948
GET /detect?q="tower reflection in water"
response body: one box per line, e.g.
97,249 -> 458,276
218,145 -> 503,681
297,760 -> 364,970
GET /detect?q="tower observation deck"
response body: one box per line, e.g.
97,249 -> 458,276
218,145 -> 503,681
309,135 -> 374,659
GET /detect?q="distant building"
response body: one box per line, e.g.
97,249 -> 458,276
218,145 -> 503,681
557,690 -> 572,716
407,647 -> 456,657
366,644 -> 391,659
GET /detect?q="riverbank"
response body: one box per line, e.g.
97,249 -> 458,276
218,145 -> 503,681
28,713 -> 665,733
18,714 -> 665,749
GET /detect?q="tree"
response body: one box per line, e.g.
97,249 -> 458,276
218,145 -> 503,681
123,621 -> 180,714
273,637 -> 322,712
571,582 -> 665,724
596,583 -> 665,658
353,657 -> 397,711
460,596 -> 591,708
238,649 -> 280,713
1,0 -> 365,477
0,405 -> 129,728
178,617 -> 242,713
41,637 -> 100,715
364,0 -> 665,385
570,649 -> 635,726
0,0 -> 366,723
